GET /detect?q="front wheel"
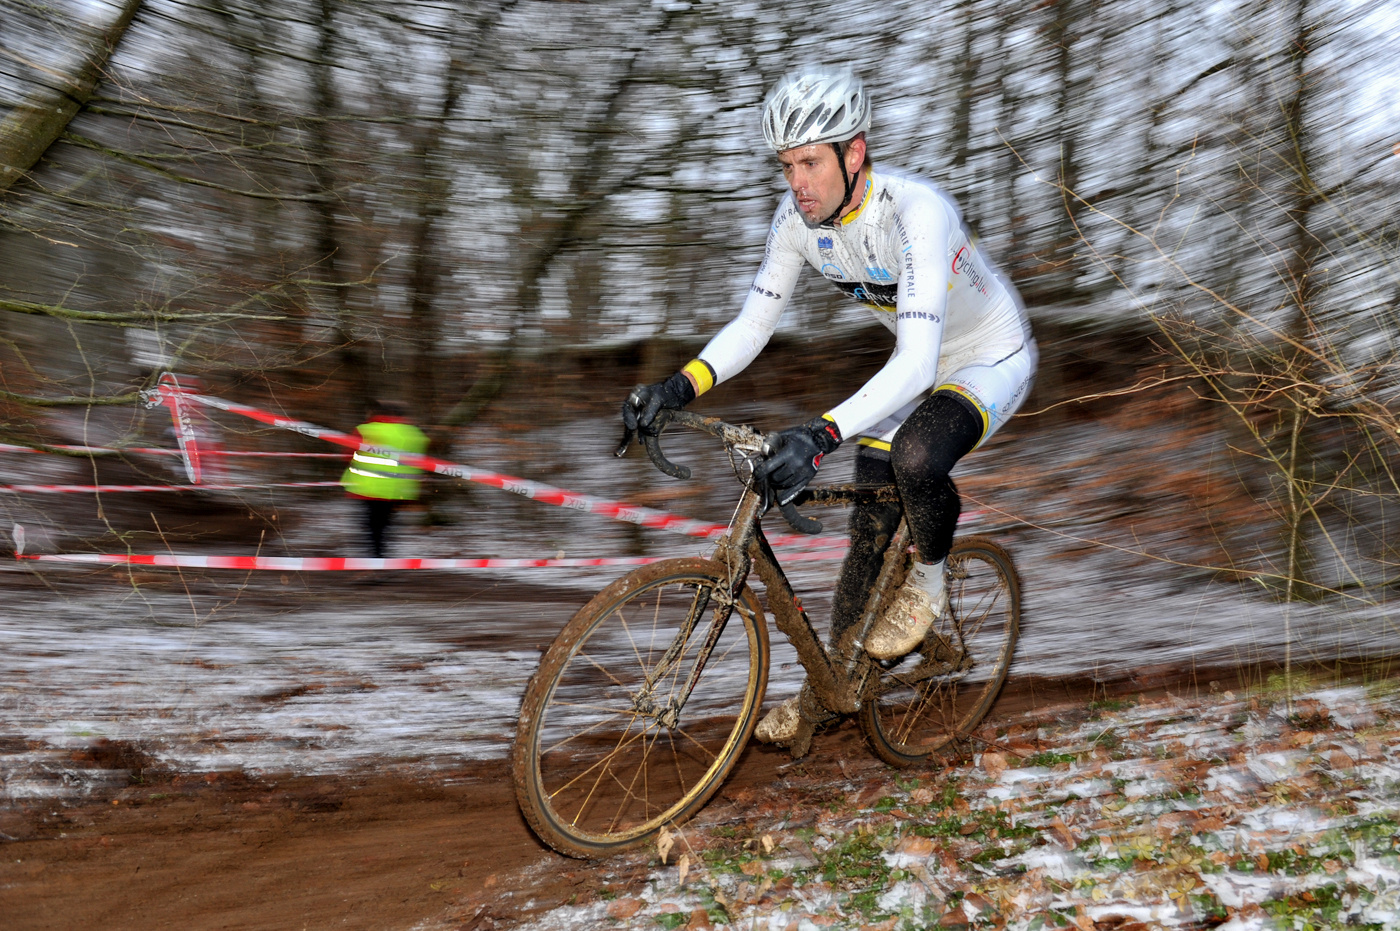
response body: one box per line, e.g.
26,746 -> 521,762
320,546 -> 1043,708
512,558 -> 769,858
859,536 -> 1021,767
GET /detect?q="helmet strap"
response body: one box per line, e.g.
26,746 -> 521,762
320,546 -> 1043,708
820,141 -> 860,227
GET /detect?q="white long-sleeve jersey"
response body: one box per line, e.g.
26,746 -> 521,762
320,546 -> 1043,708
691,169 -> 1031,440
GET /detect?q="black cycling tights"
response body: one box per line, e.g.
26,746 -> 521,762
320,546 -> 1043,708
828,391 -> 983,643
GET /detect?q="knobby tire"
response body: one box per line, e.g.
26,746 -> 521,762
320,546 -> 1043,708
858,536 -> 1021,767
512,558 -> 769,858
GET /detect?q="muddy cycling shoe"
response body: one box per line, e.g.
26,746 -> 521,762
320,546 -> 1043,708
754,685 -> 837,757
754,696 -> 802,744
866,581 -> 949,661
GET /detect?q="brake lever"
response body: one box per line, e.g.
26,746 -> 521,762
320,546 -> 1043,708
613,425 -> 636,458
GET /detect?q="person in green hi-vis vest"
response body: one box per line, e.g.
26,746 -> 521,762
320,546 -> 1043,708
340,399 -> 430,558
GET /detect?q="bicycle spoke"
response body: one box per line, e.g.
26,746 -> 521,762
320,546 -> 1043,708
860,540 -> 1020,767
546,714 -> 648,814
539,702 -> 643,755
519,562 -> 765,854
575,649 -> 635,691
672,721 -> 723,763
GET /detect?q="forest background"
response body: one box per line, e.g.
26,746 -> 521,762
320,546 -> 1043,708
1,0 -> 1398,683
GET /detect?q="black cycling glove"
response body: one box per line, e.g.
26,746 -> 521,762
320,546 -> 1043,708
754,416 -> 842,506
622,371 -> 697,436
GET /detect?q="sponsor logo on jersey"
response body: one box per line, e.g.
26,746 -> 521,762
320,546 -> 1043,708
865,266 -> 895,281
952,245 -> 991,296
817,236 -> 833,251
894,216 -> 911,250
820,263 -> 847,281
896,310 -> 940,322
833,280 -> 897,307
750,284 -> 782,300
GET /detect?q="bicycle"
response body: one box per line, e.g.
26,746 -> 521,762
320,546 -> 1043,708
512,409 -> 1021,858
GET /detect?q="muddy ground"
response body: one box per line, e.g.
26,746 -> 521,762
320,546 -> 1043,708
3,324 -> 1396,929
0,672 -> 1232,931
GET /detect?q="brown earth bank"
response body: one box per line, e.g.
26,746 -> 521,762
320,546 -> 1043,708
0,663 -> 1370,931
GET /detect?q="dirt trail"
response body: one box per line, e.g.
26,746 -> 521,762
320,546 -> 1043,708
0,673 -> 1216,931
3,764 -> 534,931
2,738 -> 821,930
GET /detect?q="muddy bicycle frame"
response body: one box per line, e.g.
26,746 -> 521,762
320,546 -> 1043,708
629,408 -> 951,737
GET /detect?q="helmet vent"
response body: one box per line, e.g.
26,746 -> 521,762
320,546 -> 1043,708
760,67 -> 871,153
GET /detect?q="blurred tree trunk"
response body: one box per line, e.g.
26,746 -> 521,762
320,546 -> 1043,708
1275,0 -> 1322,603
444,4 -> 686,428
406,54 -> 467,424
993,8 -> 1029,278
1044,0 -> 1086,304
948,0 -> 980,175
0,0 -> 143,195
307,0 -> 365,413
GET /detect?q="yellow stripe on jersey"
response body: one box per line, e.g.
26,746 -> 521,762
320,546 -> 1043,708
936,384 -> 990,442
683,358 -> 716,396
856,437 -> 892,451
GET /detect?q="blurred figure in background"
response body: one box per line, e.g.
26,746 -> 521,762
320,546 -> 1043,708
624,67 -> 1036,745
340,399 -> 429,559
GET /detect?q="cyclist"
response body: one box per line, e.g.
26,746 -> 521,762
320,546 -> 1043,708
623,67 -> 1036,745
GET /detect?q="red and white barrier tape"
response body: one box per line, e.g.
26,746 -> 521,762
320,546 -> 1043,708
13,551 -> 675,571
0,443 -> 340,459
155,373 -> 205,482
149,381 -> 873,551
1,481 -> 339,495
8,522 -> 849,571
150,381 -> 742,544
14,552 -> 850,570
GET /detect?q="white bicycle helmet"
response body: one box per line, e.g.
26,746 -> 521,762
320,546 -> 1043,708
761,67 -> 872,153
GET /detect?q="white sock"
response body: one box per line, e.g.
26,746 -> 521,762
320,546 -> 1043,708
907,559 -> 946,600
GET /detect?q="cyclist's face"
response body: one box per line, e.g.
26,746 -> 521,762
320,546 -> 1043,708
778,138 -> 865,224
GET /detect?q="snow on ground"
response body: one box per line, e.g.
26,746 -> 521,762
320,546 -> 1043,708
2,412 -> 1397,797
491,685 -> 1400,931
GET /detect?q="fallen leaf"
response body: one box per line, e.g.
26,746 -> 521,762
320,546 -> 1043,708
605,897 -> 643,919
898,835 -> 935,858
678,853 -> 690,884
1050,815 -> 1077,849
657,825 -> 674,865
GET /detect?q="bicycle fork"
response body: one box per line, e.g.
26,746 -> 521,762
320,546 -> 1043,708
637,495 -> 763,730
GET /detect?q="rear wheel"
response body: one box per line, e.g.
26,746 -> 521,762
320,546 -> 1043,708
859,536 -> 1020,767
512,558 -> 768,858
